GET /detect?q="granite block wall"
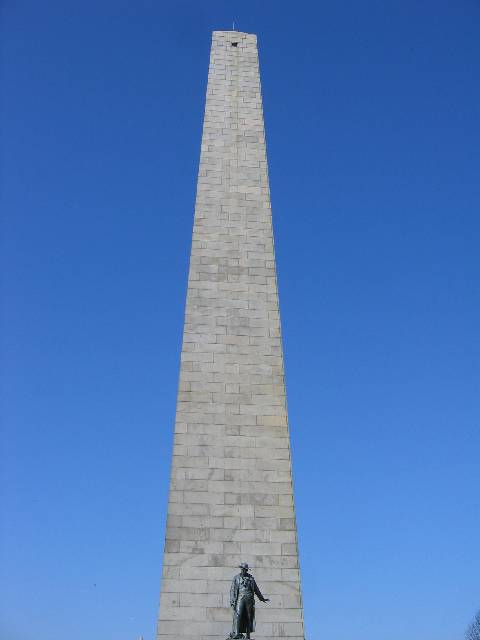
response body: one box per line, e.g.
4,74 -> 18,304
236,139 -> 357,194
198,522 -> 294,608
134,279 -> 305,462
157,31 -> 305,640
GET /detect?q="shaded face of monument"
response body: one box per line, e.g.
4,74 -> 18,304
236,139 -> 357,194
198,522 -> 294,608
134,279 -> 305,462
241,567 -> 247,576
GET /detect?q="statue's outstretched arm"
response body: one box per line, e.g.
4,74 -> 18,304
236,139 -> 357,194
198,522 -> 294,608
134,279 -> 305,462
254,580 -> 269,602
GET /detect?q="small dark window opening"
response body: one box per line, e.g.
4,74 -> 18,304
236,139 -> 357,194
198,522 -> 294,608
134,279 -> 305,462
231,42 -> 238,47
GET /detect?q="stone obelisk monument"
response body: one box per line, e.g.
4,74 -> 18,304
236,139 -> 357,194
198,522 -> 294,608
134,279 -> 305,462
157,31 -> 305,640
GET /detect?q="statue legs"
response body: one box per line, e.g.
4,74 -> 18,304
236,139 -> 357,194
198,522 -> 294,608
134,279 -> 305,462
229,595 -> 254,639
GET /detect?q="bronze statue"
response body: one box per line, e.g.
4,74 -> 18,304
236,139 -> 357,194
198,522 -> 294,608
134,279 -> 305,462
228,563 -> 269,639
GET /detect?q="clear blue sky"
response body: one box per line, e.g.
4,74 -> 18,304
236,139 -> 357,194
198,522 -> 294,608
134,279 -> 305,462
1,2 -> 479,639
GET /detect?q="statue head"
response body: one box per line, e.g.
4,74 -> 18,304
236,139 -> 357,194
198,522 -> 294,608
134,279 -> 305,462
238,562 -> 249,575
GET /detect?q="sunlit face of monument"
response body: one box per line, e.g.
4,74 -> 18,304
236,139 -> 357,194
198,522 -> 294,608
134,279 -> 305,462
156,31 -> 306,640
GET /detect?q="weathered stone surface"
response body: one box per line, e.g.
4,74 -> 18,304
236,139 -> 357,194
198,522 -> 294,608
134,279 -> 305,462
157,30 -> 305,639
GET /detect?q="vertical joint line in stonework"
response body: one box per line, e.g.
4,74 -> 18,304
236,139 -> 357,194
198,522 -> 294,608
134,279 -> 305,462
233,39 -> 240,216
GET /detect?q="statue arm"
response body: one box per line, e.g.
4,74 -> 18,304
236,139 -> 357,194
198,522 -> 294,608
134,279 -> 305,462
253,580 -> 269,602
